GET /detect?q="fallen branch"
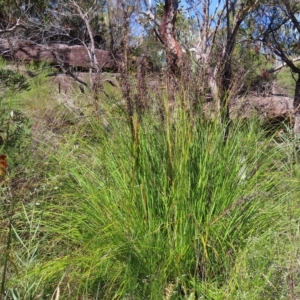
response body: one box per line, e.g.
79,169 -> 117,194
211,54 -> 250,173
0,19 -> 24,34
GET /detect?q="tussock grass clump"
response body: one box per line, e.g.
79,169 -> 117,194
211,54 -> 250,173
1,62 -> 298,298
16,106 -> 290,299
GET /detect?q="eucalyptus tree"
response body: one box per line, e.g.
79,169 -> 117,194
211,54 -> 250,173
0,0 -> 110,47
184,0 -> 260,125
140,0 -> 184,82
0,0 -> 48,26
249,0 -> 300,134
138,1 -> 263,128
0,0 -> 50,39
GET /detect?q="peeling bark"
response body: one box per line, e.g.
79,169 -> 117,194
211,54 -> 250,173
159,0 -> 183,75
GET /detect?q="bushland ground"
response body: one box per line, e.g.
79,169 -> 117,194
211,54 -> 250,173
1,60 -> 300,299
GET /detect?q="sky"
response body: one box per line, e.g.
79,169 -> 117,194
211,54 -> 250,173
149,0 -> 223,12
134,0 -> 225,40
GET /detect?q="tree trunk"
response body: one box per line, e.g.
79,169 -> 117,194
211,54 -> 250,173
159,0 -> 183,76
121,3 -> 130,75
293,74 -> 300,135
220,61 -> 232,125
72,1 -> 101,95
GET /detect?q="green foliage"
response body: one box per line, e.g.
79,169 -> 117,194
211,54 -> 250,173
0,69 -> 298,299
0,66 -> 32,154
0,0 -> 49,20
277,66 -> 298,97
0,108 -> 32,152
7,105 -> 289,299
0,69 -> 30,94
0,38 -> 299,300
0,65 -> 35,300
4,204 -> 46,300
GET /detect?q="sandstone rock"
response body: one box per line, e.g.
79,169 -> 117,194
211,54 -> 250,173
230,95 -> 294,120
0,39 -> 118,70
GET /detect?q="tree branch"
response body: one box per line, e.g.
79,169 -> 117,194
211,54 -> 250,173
140,10 -> 161,26
265,56 -> 300,74
0,19 -> 24,34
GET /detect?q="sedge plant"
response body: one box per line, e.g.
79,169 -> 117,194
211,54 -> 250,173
17,98 -> 288,299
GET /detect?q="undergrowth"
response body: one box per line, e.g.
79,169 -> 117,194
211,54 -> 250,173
0,62 -> 300,299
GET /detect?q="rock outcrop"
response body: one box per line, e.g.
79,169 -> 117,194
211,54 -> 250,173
230,95 -> 294,120
0,39 -> 117,70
